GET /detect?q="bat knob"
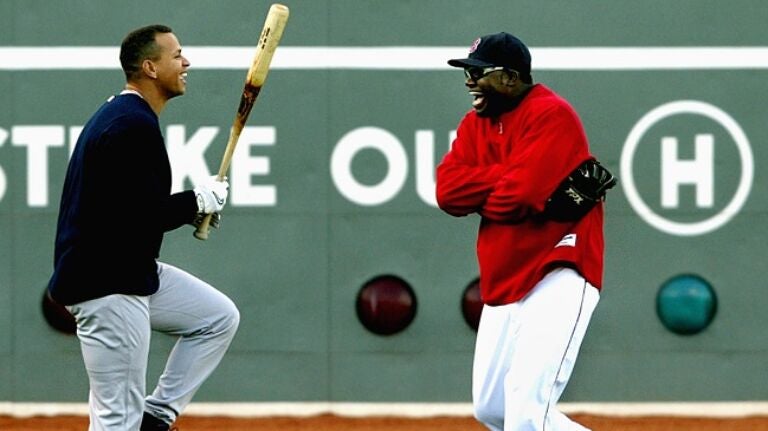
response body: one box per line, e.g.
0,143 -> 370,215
193,228 -> 210,241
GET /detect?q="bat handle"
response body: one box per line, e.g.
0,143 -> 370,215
193,172 -> 227,241
193,215 -> 213,240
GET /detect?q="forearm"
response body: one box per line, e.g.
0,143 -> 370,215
479,173 -> 539,222
158,190 -> 198,231
436,162 -> 506,216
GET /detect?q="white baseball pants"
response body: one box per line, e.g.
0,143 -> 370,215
66,262 -> 240,431
472,267 -> 599,431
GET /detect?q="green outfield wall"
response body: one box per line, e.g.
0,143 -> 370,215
1,0 -> 767,403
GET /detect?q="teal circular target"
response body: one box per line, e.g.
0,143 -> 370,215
656,274 -> 717,335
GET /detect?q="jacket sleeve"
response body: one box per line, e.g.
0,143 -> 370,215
101,118 -> 197,235
435,116 -> 506,217
480,104 -> 590,223
158,190 -> 198,232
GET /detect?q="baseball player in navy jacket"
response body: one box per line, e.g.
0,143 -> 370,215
48,25 -> 239,431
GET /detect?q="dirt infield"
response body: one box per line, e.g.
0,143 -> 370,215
3,414 -> 768,431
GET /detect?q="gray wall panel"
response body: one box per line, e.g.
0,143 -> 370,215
2,0 -> 767,403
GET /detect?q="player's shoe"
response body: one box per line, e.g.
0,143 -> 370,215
140,412 -> 178,431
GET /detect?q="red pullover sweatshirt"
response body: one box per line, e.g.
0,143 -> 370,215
436,84 -> 604,305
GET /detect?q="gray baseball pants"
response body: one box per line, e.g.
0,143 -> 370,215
66,262 -> 240,431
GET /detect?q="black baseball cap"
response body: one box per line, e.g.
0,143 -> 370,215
448,32 -> 532,82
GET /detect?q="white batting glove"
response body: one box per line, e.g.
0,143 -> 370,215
194,176 -> 229,214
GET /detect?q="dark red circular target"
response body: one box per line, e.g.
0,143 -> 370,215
41,289 -> 76,335
461,278 -> 483,331
356,275 -> 417,336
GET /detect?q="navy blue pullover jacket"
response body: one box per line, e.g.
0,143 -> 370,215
48,94 -> 197,305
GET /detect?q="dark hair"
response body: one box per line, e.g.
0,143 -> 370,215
119,24 -> 173,80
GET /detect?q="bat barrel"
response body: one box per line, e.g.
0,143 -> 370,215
247,4 -> 290,87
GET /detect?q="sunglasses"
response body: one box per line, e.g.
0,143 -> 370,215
464,66 -> 506,81
464,66 -> 519,82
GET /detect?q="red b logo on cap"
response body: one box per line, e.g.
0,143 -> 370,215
469,37 -> 481,54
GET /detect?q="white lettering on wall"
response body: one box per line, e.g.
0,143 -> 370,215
621,100 -> 753,236
231,126 -> 276,206
331,126 -> 408,206
330,127 -> 453,207
12,125 -> 64,207
68,126 -> 82,157
415,130 -> 438,207
167,125 -> 217,193
0,128 -> 7,203
0,123 -> 454,209
661,134 -> 714,208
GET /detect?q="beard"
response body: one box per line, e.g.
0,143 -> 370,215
474,91 -> 519,118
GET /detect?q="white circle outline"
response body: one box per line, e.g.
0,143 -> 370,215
620,100 -> 753,236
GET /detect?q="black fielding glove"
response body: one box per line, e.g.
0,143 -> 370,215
542,159 -> 617,222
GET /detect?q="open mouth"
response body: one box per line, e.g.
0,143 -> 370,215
181,72 -> 188,84
470,90 -> 486,110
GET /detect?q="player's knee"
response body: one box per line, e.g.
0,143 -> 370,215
230,305 -> 240,331
222,302 -> 240,335
212,298 -> 240,338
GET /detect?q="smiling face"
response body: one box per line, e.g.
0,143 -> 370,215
150,32 -> 190,100
464,69 -> 507,117
464,67 -> 517,118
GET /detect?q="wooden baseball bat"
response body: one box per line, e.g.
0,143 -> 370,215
194,3 -> 289,240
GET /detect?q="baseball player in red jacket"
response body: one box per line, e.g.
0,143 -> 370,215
437,32 -> 612,431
